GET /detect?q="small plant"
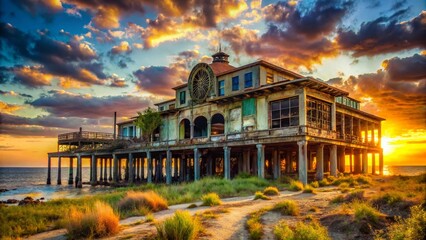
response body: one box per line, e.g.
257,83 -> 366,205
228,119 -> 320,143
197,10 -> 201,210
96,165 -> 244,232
118,191 -> 168,214
330,195 -> 345,204
280,176 -> 293,184
310,181 -> 319,188
352,201 -> 381,224
201,193 -> 222,206
355,175 -> 371,185
156,210 -> 200,240
201,210 -> 217,219
346,190 -> 364,202
303,185 -> 316,194
263,186 -> 280,196
274,220 -> 331,240
254,191 -> 271,200
318,179 -> 329,187
66,201 -> 119,239
246,209 -> 267,240
273,200 -> 299,216
288,180 -> 304,191
372,192 -> 403,207
385,205 -> 426,240
145,213 -> 155,222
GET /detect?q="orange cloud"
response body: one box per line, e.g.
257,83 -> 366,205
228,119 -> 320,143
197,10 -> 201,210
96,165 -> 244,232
0,101 -> 23,113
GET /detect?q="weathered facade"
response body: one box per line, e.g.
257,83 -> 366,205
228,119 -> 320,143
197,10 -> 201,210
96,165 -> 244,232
47,51 -> 384,187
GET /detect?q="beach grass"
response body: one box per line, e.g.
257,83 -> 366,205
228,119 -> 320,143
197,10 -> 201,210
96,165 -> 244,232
272,200 -> 299,216
0,176 -> 277,239
156,210 -> 200,240
200,192 -> 222,206
274,220 -> 331,240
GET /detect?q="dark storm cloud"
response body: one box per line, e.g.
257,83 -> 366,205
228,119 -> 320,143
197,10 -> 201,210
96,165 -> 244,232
337,11 -> 426,57
0,22 -> 110,87
326,53 -> 426,132
133,66 -> 185,96
383,54 -> 426,82
221,0 -> 353,70
28,90 -> 152,118
1,113 -> 98,129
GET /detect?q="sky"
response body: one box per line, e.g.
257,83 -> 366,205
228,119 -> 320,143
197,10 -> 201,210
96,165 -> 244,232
0,0 -> 425,167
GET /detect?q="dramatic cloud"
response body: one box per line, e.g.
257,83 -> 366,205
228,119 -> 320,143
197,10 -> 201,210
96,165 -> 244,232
337,11 -> 426,57
132,50 -> 201,96
327,53 -> 426,133
0,90 -> 33,98
0,22 -> 111,87
0,101 -> 22,113
109,74 -> 128,88
222,0 -> 353,70
382,54 -> 426,82
28,90 -> 153,118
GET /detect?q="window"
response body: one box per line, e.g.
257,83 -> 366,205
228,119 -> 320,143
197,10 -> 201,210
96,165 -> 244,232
307,97 -> 331,130
270,97 -> 299,129
179,91 -> 186,105
232,76 -> 239,91
218,80 -> 225,96
242,98 -> 256,116
266,71 -> 274,84
159,106 -> 164,111
244,72 -> 253,88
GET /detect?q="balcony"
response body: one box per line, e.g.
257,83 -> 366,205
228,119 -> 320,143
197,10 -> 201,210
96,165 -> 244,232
58,131 -> 114,143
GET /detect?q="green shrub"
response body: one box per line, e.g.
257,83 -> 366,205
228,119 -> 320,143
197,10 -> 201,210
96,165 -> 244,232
331,195 -> 345,204
156,210 -> 200,240
355,175 -> 371,185
352,201 -> 381,224
201,193 -> 222,206
346,190 -> 364,202
145,213 -> 154,222
303,185 -> 316,194
288,180 -> 304,191
280,175 -> 293,184
235,172 -> 252,179
254,191 -> 271,200
310,181 -> 319,188
246,209 -> 267,240
263,186 -> 280,196
118,191 -> 168,214
273,200 -> 299,216
274,221 -> 331,240
386,205 -> 426,240
66,201 -> 119,239
372,192 -> 403,206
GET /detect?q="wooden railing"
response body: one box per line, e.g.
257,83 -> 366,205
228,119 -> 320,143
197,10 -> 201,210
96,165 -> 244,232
58,131 -> 114,141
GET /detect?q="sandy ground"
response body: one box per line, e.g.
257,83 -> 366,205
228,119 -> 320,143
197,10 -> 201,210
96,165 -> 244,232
26,188 -> 343,240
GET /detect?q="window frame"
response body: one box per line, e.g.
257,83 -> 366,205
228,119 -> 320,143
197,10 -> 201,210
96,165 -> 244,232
232,76 -> 239,91
179,91 -> 186,105
244,72 -> 253,88
218,80 -> 225,96
270,97 -> 299,129
307,97 -> 332,130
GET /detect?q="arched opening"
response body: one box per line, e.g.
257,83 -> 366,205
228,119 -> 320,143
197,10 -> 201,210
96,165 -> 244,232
194,116 -> 208,137
179,119 -> 191,139
211,113 -> 225,135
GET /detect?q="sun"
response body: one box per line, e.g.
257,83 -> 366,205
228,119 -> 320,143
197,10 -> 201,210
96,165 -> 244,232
381,136 -> 394,155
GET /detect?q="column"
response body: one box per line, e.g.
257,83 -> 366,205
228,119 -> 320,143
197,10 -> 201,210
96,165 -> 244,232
141,158 -> 145,181
372,152 -> 376,175
129,153 -> 134,184
180,154 -> 185,182
316,144 -> 324,180
298,140 -> 308,185
108,158 -> 112,181
298,89 -> 307,127
372,123 -> 375,146
125,157 -> 129,181
77,154 -> 82,188
331,102 -> 336,131
136,157 -> 140,181
224,146 -> 231,180
354,149 -> 361,173
99,158 -> 104,182
256,144 -> 265,178
379,149 -> 384,175
90,155 -> 96,186
341,113 -> 345,140
330,145 -> 337,177
113,154 -> 118,183
75,156 -> 79,188
349,148 -> 353,173
194,148 -> 200,181
166,150 -> 172,184
272,149 -> 279,180
174,155 -> 179,180
57,157 -> 62,185
207,120 -> 211,138
68,157 -> 73,184
118,158 -> 122,181
147,151 -> 152,183
103,158 -> 108,182
47,156 -> 51,185
190,123 -> 194,139
362,149 -> 368,174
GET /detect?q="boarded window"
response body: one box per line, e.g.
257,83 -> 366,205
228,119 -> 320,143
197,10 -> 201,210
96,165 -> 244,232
242,98 -> 256,116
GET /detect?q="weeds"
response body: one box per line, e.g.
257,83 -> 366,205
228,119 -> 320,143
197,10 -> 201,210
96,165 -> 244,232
118,191 -> 168,215
254,191 -> 271,200
263,186 -> 279,196
274,220 -> 331,240
200,193 -> 222,206
288,180 -> 304,191
303,185 -> 316,194
273,200 -> 299,216
246,208 -> 268,240
156,210 -> 200,240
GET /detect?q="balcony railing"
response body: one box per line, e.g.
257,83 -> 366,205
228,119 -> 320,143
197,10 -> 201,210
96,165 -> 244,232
58,131 -> 114,141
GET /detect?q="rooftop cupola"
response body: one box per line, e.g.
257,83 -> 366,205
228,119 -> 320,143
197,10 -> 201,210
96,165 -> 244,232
212,45 -> 230,63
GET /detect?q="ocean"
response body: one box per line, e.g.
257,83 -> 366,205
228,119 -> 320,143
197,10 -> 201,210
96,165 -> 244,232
0,166 -> 425,201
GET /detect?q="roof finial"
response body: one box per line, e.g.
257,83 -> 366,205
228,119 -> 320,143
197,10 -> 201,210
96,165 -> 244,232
219,42 -> 222,52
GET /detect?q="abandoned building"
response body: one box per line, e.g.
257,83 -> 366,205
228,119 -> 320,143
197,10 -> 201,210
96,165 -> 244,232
47,50 -> 384,188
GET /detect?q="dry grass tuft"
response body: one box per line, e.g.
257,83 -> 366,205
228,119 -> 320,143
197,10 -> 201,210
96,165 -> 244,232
254,191 -> 271,200
273,200 -> 299,216
156,210 -> 200,240
66,201 -> 119,239
288,180 -> 304,191
263,186 -> 280,196
201,193 -> 222,206
118,191 -> 168,214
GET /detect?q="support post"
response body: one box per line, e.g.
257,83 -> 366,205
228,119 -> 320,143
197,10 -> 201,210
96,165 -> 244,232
147,151 -> 152,183
166,150 -> 172,184
108,158 -> 112,181
77,154 -> 82,188
100,158 -> 103,182
297,140 -> 308,185
129,153 -> 134,184
379,149 -> 384,175
256,144 -> 265,178
68,157 -> 73,184
316,144 -> 324,180
136,158 -> 140,181
224,146 -> 231,180
113,154 -> 118,183
330,145 -> 337,177
362,149 -> 368,174
372,152 -> 376,175
57,157 -> 62,185
47,156 -> 51,185
90,155 -> 96,186
194,148 -> 200,181
272,149 -> 279,180
103,158 -> 108,182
